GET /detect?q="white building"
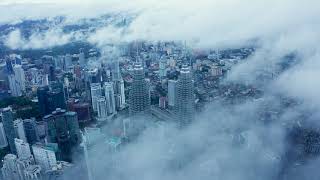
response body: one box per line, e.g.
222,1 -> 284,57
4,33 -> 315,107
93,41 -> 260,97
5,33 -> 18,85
14,119 -> 27,143
104,82 -> 116,115
32,144 -> 57,171
167,80 -> 177,107
8,65 -> 26,97
0,123 -> 8,148
90,83 -> 102,112
14,138 -> 32,160
64,54 -> 73,70
97,96 -> 108,121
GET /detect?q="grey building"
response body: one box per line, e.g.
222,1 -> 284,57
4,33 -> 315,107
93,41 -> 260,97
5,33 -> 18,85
1,108 -> 18,154
129,63 -> 150,115
174,65 -> 195,128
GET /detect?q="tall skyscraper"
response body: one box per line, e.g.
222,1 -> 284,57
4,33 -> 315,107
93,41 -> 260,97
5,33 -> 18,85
8,65 -> 26,97
0,122 -> 8,148
90,83 -> 102,112
174,65 -> 195,128
159,58 -> 167,78
65,111 -> 81,146
23,118 -> 39,145
96,96 -> 108,121
64,54 -> 73,71
32,144 -> 57,171
14,138 -> 32,160
129,63 -> 150,115
104,82 -> 116,115
112,59 -> 126,110
14,119 -> 27,143
167,80 -> 177,107
1,107 -> 18,154
79,48 -> 86,68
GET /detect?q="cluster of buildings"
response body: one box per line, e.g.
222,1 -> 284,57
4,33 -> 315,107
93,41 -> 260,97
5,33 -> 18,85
0,41 -> 253,179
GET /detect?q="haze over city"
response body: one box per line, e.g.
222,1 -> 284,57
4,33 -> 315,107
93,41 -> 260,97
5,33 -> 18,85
0,1 -> 319,180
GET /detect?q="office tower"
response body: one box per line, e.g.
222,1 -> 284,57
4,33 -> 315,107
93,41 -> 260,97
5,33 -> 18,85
1,154 -> 20,180
104,82 -> 116,115
43,109 -> 80,162
68,100 -> 92,124
90,83 -> 102,112
8,65 -> 26,97
37,82 -> 67,116
0,122 -> 8,148
5,57 -> 14,75
159,96 -> 167,109
14,119 -> 27,143
159,58 -> 167,78
37,86 -> 50,116
79,48 -> 86,68
64,54 -> 73,70
32,144 -> 57,171
114,78 -> 126,110
65,111 -> 81,145
97,96 -> 108,121
129,63 -> 150,115
14,138 -> 32,160
174,65 -> 195,128
1,108 -> 17,154
23,118 -> 39,145
167,80 -> 177,107
112,59 -> 121,81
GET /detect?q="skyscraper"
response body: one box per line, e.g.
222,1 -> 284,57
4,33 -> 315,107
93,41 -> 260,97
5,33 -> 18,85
32,144 -> 57,171
14,119 -> 27,143
23,118 -> 39,145
96,96 -> 108,121
14,138 -> 32,160
104,82 -> 116,115
159,58 -> 167,79
65,111 -> 81,146
1,107 -> 18,154
0,122 -> 8,148
129,63 -> 150,115
1,154 -> 20,180
8,65 -> 26,97
90,83 -> 102,112
112,59 -> 126,110
174,65 -> 195,128
79,48 -> 86,68
167,80 -> 177,108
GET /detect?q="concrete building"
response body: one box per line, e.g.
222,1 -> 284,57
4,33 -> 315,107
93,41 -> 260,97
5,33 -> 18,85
104,82 -> 116,115
14,119 -> 27,143
174,65 -> 195,128
90,83 -> 102,112
1,107 -> 18,154
0,122 -> 8,148
8,65 -> 26,97
1,154 -> 20,180
129,63 -> 150,115
167,80 -> 177,107
14,138 -> 32,160
32,144 -> 57,171
96,96 -> 108,121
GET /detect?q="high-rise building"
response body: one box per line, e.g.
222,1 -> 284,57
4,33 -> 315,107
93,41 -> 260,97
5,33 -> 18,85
79,48 -> 86,68
14,119 -> 27,143
14,138 -> 32,160
0,122 -> 8,148
65,111 -> 81,146
8,65 -> 26,97
96,96 -> 108,121
167,80 -> 177,107
1,107 -> 18,154
23,118 -> 39,145
64,54 -> 73,71
129,63 -> 150,115
37,82 -> 67,116
90,83 -> 102,112
104,82 -> 116,115
114,79 -> 126,110
1,154 -> 20,180
159,58 -> 167,78
32,144 -> 57,171
174,65 -> 195,128
43,109 -> 81,162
